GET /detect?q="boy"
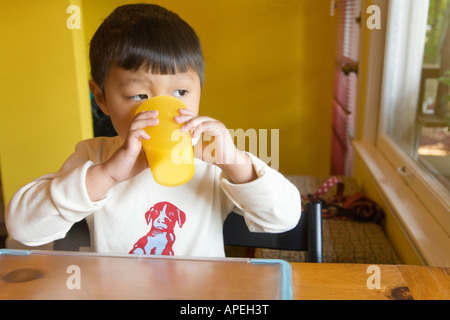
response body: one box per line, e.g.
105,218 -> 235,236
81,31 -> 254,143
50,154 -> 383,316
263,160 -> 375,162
6,4 -> 300,257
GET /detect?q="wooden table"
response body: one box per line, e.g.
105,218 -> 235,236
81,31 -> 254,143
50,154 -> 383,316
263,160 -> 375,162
1,250 -> 449,300
0,250 -> 290,300
291,262 -> 450,300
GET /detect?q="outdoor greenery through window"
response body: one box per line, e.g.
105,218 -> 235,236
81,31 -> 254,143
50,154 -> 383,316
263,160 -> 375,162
416,0 -> 450,189
388,0 -> 450,192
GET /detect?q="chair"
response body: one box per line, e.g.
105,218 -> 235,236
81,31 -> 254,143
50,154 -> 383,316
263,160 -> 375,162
223,201 -> 323,263
53,218 -> 90,251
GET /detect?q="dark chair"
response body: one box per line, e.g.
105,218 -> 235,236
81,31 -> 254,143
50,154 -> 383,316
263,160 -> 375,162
53,219 -> 90,251
223,201 -> 323,263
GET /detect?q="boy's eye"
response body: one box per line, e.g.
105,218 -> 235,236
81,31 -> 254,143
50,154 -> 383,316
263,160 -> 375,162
130,94 -> 148,101
173,89 -> 187,97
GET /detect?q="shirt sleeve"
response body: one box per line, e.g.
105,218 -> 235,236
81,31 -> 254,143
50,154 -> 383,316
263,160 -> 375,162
219,152 -> 301,233
5,141 -> 109,246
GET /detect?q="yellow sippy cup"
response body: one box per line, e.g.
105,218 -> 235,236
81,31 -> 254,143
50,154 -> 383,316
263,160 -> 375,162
135,96 -> 195,187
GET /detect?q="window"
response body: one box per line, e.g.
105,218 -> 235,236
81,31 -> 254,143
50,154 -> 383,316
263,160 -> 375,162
378,0 -> 450,234
384,0 -> 450,192
355,0 -> 450,266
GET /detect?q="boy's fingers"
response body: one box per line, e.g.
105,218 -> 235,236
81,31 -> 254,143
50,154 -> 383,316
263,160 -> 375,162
177,108 -> 195,115
129,118 -> 159,131
181,116 -> 215,133
191,120 -> 226,138
174,109 -> 198,125
135,110 -> 159,120
128,129 -> 150,142
174,114 -> 193,124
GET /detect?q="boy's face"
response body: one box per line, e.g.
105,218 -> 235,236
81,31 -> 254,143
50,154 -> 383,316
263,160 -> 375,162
90,65 -> 201,140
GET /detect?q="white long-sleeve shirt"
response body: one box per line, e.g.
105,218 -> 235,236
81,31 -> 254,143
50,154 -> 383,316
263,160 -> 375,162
6,136 -> 301,257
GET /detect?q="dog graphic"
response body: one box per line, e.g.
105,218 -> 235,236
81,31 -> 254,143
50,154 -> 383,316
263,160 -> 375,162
129,201 -> 186,255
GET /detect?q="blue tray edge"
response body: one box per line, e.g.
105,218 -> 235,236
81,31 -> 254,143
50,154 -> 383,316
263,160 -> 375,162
0,249 -> 31,256
251,258 -> 293,300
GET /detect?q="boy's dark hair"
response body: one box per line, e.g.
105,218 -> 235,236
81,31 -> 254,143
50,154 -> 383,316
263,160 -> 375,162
90,3 -> 204,91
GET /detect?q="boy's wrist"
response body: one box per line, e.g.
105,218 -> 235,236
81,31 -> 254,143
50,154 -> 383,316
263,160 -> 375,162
217,150 -> 257,184
97,162 -> 120,186
86,163 -> 118,201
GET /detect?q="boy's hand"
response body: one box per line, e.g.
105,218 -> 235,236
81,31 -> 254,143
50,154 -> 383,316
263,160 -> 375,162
175,108 -> 235,165
175,109 -> 257,184
105,110 -> 159,182
86,110 -> 159,201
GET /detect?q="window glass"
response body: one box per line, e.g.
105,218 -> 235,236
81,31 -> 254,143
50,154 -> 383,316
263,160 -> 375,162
386,0 -> 450,191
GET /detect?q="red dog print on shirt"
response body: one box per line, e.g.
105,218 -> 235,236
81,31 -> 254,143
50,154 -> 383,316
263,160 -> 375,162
129,201 -> 186,256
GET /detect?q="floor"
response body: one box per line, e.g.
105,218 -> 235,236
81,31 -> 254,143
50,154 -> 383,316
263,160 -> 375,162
226,175 -> 402,264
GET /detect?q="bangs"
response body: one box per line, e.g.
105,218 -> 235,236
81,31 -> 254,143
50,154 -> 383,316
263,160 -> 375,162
115,23 -> 204,80
90,4 -> 204,89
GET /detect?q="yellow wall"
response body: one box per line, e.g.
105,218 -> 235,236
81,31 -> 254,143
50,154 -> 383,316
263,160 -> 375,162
82,0 -> 336,176
0,0 -> 336,204
0,0 -> 92,202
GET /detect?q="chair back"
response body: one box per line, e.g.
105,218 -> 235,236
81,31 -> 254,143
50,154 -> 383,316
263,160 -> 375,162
223,201 -> 322,262
53,218 -> 90,251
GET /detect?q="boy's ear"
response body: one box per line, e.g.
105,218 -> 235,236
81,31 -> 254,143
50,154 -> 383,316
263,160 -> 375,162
89,80 -> 109,116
